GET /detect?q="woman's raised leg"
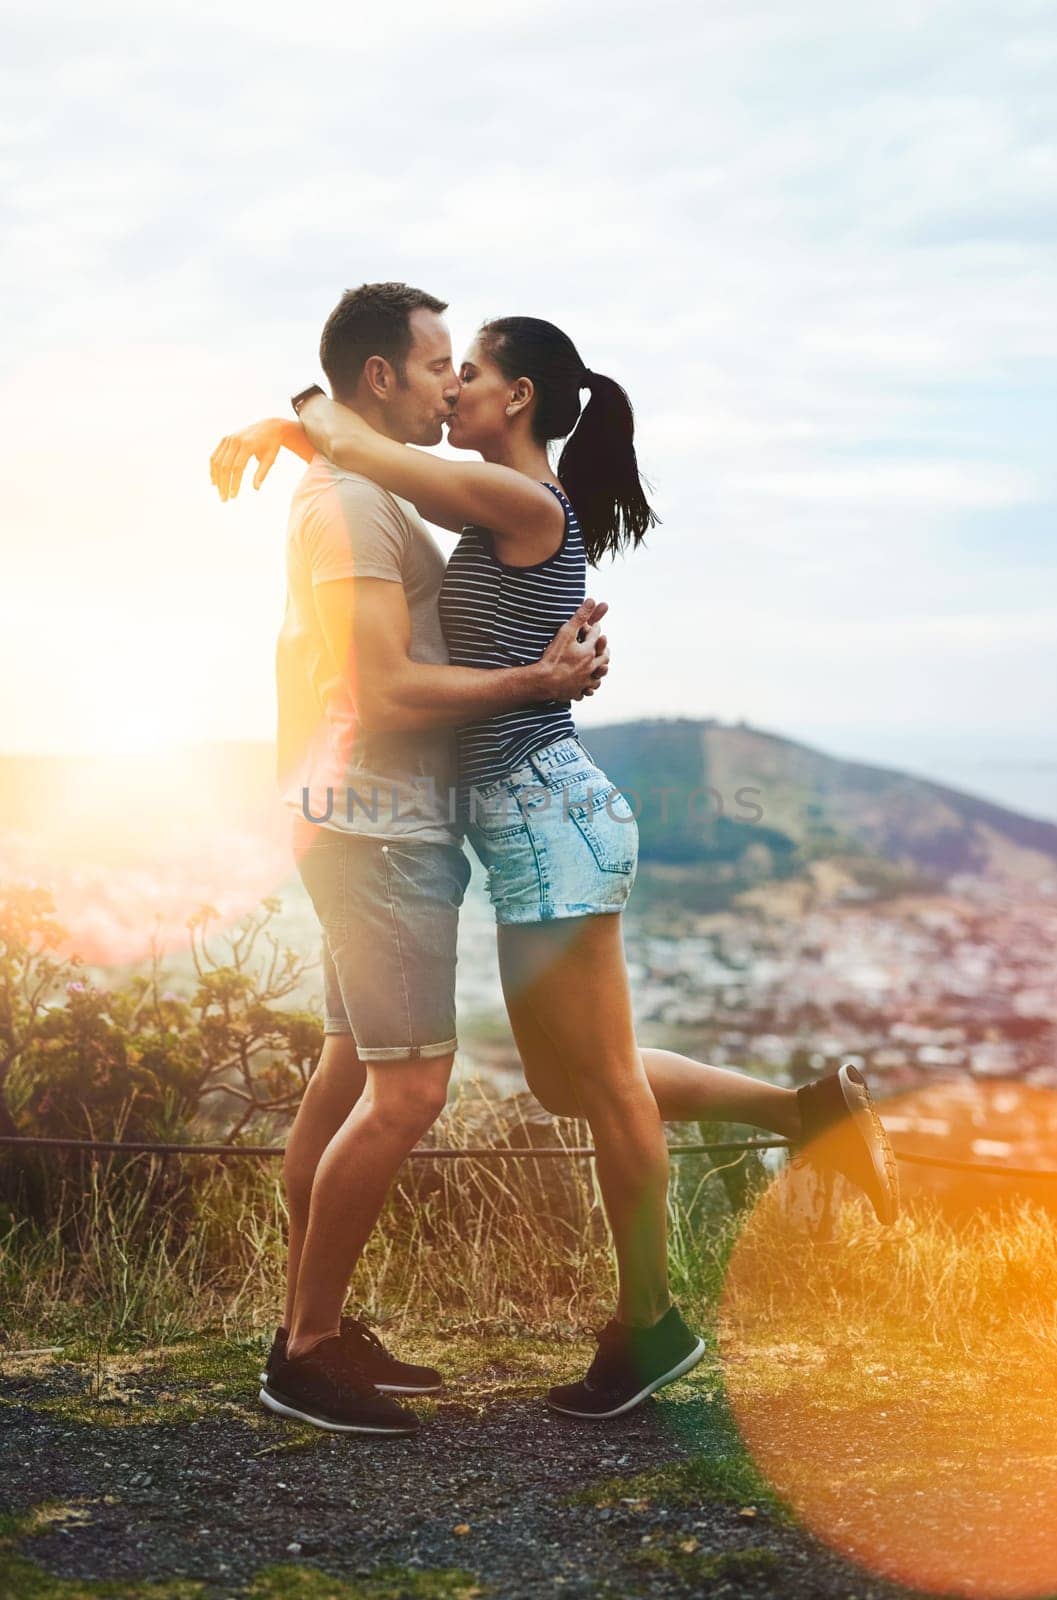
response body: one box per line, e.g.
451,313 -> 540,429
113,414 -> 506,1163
501,938 -> 800,1139
501,942 -> 902,1225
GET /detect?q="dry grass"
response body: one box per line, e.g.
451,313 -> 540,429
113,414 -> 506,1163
723,1182 -> 1057,1357
717,1181 -> 1057,1598
0,1079 -> 736,1350
7,1078 -> 1057,1372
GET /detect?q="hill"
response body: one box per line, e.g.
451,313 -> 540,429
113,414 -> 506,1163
1,721 -> 1053,893
582,717 -> 1057,890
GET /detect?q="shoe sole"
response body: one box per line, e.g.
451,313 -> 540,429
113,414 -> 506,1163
838,1063 -> 900,1225
258,1385 -> 418,1435
259,1369 -> 440,1394
545,1338 -> 707,1420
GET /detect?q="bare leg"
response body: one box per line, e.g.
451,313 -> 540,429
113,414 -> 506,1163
501,950 -> 800,1140
499,917 -> 671,1329
281,1035 -> 366,1332
639,1049 -> 801,1140
286,1054 -> 453,1361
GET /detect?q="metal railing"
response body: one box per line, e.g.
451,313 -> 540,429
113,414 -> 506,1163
2,1134 -> 1054,1177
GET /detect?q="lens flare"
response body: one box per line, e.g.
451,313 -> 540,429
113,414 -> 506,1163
1,745 -> 295,967
720,1080 -> 1057,1598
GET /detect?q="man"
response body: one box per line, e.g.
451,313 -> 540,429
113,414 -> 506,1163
211,283 -> 608,1435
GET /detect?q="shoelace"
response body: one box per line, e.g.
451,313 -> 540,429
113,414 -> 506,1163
343,1319 -> 392,1360
584,1320 -> 632,1389
305,1342 -> 378,1400
591,1319 -> 621,1347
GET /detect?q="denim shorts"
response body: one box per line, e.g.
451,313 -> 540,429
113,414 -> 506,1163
293,822 -> 472,1060
465,736 -> 639,924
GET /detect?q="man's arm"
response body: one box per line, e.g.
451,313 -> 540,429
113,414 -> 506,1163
315,577 -> 609,735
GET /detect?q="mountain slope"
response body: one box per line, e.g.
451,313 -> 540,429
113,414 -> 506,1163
582,717 -> 1057,886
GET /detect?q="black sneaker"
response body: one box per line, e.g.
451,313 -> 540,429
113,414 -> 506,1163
259,1326 -> 286,1384
260,1317 -> 442,1394
259,1334 -> 419,1435
546,1304 -> 706,1420
795,1061 -> 900,1225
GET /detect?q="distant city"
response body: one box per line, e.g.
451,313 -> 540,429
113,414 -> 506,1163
1,719 -> 1053,1138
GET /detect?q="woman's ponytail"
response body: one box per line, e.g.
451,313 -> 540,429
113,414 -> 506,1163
558,369 -> 659,563
478,317 -> 660,565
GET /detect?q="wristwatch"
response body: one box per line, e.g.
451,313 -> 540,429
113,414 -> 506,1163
291,384 -> 325,417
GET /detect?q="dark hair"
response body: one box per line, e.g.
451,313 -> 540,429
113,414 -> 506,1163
320,281 -> 447,397
478,316 -> 659,563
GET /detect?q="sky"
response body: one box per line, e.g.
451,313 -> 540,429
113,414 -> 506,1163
3,0 -> 1056,816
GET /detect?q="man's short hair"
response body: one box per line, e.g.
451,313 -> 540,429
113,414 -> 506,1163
319,282 -> 448,396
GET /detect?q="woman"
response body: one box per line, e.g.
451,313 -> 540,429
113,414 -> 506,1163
211,315 -> 898,1420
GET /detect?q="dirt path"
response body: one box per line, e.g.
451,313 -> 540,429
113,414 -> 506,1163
0,1340 -> 933,1599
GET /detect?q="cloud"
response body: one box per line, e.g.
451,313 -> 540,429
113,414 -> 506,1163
726,462 -> 1038,510
1,0 -> 1055,762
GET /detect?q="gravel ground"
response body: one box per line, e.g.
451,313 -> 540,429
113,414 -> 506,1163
0,1350 -> 935,1600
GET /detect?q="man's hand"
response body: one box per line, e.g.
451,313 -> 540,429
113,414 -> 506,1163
210,418 -> 295,502
537,598 -> 611,703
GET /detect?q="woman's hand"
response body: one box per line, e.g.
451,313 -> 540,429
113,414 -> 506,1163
294,393 -> 561,543
210,418 -> 311,502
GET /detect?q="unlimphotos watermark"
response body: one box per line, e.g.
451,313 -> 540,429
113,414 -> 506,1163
299,780 -> 764,828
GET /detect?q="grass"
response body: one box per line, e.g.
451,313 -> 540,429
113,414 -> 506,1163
244,1569 -> 487,1599
0,1337 -> 273,1429
9,1092 -> 1057,1598
576,1447 -> 791,1524
8,1099 -> 1057,1364
632,1542 -> 781,1582
0,1329 -> 593,1433
0,1078 -> 742,1353
0,1506 -> 203,1599
712,1176 -> 1057,1597
0,1501 -> 488,1599
723,1175 -> 1057,1353
7,1099 -> 1057,1374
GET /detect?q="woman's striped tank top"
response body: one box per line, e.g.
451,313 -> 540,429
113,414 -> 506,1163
437,480 -> 586,805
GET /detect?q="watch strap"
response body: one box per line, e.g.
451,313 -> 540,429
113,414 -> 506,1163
291,384 -> 325,417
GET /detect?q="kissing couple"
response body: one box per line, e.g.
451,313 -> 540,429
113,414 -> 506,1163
210,281 -> 899,1436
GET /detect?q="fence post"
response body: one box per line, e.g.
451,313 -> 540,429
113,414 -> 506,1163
696,1121 -> 766,1214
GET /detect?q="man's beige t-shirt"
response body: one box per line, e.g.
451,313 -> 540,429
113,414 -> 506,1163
276,456 -> 459,842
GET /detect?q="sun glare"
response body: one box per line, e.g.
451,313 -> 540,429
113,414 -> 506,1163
720,1082 -> 1057,1598
2,739 -> 295,970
